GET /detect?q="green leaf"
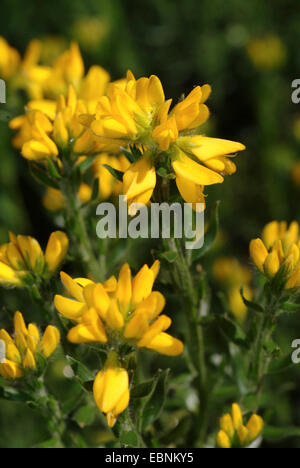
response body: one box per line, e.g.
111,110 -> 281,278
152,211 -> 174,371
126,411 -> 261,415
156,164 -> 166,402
78,155 -> 98,173
102,164 -> 124,182
131,379 -> 156,399
66,355 -> 95,382
120,430 -> 139,447
281,303 -> 300,312
47,158 -> 61,179
91,177 -> 99,201
142,369 -> 170,429
216,315 -> 246,346
74,404 -> 96,427
192,201 -> 220,262
263,425 -> 300,441
30,164 -> 59,189
33,438 -> 62,448
240,289 -> 265,313
158,250 -> 178,263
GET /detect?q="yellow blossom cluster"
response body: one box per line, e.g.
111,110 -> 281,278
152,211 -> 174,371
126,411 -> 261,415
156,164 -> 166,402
250,220 -> 300,289
54,261 -> 183,426
217,403 -> 264,448
81,70 -> 245,211
0,231 -> 68,287
0,312 -> 60,379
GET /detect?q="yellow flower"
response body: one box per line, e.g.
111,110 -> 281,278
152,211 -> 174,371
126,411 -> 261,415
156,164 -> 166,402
11,85 -> 99,161
246,35 -> 286,71
250,221 -> 300,289
122,156 -> 157,215
93,352 -> 130,427
216,403 -> 264,448
213,257 -> 253,323
0,231 -> 68,287
81,70 -> 245,210
0,36 -> 20,80
0,312 -> 60,379
54,261 -> 184,356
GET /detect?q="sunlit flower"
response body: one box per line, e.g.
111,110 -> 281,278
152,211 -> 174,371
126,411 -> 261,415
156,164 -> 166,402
0,231 -> 68,287
82,70 -> 245,209
250,220 -> 300,289
217,403 -> 264,448
93,351 -> 130,427
54,261 -> 184,356
213,257 -> 253,323
10,85 -> 99,161
0,312 -> 60,379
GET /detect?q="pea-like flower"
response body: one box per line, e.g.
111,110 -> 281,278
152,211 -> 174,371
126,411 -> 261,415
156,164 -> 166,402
10,85 -> 99,162
250,221 -> 300,289
0,312 -> 60,379
82,70 -> 245,210
216,403 -> 264,448
0,231 -> 69,287
93,351 -> 130,428
54,261 -> 184,356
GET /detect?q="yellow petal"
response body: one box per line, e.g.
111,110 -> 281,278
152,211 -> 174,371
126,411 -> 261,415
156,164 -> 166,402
137,315 -> 171,348
237,425 -> 249,446
146,332 -> 184,356
23,348 -> 36,369
27,323 -> 40,352
264,250 -> 280,277
60,271 -> 84,301
220,414 -> 234,439
246,414 -> 264,442
172,152 -> 224,186
116,264 -> 132,312
45,231 -> 69,273
231,403 -> 243,430
0,359 -> 23,379
132,264 -> 155,306
216,430 -> 231,448
93,365 -> 129,414
40,326 -> 60,357
54,295 -> 87,321
124,312 -> 149,339
249,239 -> 268,272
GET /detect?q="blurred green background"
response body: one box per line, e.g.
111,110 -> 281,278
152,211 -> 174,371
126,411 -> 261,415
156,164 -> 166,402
1,0 -> 300,448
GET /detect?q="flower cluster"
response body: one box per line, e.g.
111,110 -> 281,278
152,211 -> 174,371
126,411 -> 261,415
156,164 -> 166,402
216,403 -> 264,448
250,220 -> 300,289
54,261 -> 183,425
82,70 -> 245,211
0,231 -> 68,287
213,257 -> 253,323
0,312 -> 60,379
10,85 -> 100,162
0,37 -> 110,100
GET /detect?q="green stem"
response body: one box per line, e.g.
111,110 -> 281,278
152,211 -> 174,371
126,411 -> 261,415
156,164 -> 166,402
253,296 -> 277,397
60,176 -> 105,282
30,376 -> 66,447
165,237 -> 208,447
